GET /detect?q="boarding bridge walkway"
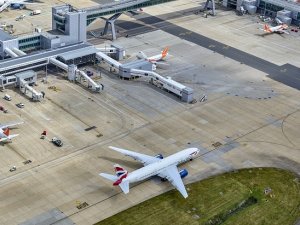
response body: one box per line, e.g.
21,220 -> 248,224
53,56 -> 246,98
95,53 -> 193,102
130,69 -> 192,101
85,0 -> 175,25
13,46 -> 43,100
12,48 -> 27,57
19,79 -> 43,101
50,57 -> 102,92
96,51 -> 122,68
4,48 -> 18,58
49,57 -> 68,71
4,47 -> 27,58
97,47 -> 118,54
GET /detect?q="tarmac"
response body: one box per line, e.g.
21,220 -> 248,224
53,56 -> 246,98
0,0 -> 299,225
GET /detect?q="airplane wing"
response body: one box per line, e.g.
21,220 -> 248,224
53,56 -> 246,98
0,130 -> 6,138
0,2 -> 11,12
157,165 -> 188,198
10,0 -> 39,4
108,146 -> 161,166
0,0 -> 40,12
0,121 -> 24,130
280,30 -> 289,34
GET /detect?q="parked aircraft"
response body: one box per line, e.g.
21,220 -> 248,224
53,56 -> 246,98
99,146 -> 200,198
0,0 -> 37,12
0,121 -> 23,142
261,24 -> 289,34
137,47 -> 169,62
137,47 -> 170,70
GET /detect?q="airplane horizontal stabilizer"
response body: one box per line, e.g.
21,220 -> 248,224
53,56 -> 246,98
0,121 -> 24,130
7,134 -> 19,140
99,173 -> 118,182
119,180 -> 130,194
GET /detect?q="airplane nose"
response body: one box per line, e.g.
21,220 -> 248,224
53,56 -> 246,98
190,148 -> 200,157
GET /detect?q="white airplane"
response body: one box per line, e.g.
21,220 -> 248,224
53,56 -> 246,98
99,146 -> 200,198
0,0 -> 37,13
137,47 -> 170,70
0,121 -> 23,142
261,24 -> 289,34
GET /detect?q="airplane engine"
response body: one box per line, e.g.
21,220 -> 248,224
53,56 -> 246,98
179,169 -> 188,178
154,154 -> 163,159
11,3 -> 24,9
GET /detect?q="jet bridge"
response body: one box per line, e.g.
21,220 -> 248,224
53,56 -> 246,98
4,48 -> 18,58
15,70 -> 42,101
85,0 -> 176,25
77,70 -> 103,92
130,69 -> 193,102
49,57 -> 102,92
4,48 -> 27,58
49,57 -> 68,71
84,0 -> 175,40
12,48 -> 27,57
20,79 -> 43,101
96,51 -> 122,68
95,50 -> 194,102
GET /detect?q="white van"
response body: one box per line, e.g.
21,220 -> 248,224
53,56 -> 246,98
4,94 -> 12,101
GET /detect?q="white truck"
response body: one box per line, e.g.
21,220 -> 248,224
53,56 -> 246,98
4,94 -> 12,101
30,10 -> 41,16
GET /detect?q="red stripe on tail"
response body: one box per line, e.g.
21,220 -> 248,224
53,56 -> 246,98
115,166 -> 125,172
3,128 -> 9,136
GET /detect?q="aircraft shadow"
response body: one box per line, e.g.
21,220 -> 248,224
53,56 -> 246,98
99,156 -> 141,169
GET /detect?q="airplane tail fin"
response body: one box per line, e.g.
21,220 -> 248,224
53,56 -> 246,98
0,129 -> 18,142
114,164 -> 128,177
137,51 -> 148,59
3,128 -> 9,137
264,24 -> 271,32
100,165 -> 130,194
161,47 -> 169,59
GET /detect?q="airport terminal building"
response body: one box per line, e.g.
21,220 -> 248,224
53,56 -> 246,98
223,0 -> 300,25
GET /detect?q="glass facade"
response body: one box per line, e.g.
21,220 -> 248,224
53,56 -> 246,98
259,0 -> 284,12
18,35 -> 41,51
258,1 -> 300,25
227,0 -> 238,8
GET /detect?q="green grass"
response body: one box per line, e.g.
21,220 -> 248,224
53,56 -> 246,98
95,168 -> 300,225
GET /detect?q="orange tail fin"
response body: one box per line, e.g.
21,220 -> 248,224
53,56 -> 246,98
161,47 -> 169,59
264,24 -> 271,32
3,128 -> 9,136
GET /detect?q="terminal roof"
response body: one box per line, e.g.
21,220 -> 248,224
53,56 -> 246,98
0,30 -> 15,41
0,43 -> 94,70
58,46 -> 98,61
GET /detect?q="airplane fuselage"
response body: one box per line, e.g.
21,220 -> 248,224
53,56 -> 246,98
124,148 -> 199,183
0,137 -> 9,142
267,25 -> 288,33
147,54 -> 163,62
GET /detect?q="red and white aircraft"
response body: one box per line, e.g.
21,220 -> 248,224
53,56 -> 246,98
137,47 -> 170,70
137,47 -> 169,62
262,24 -> 289,34
0,121 -> 23,142
100,146 -> 200,198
